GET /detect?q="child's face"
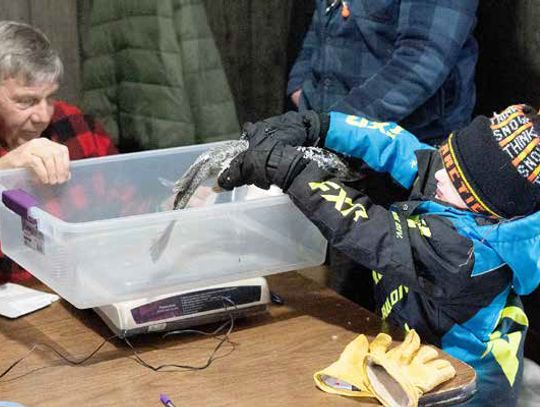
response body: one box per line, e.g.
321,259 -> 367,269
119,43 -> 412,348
434,168 -> 468,209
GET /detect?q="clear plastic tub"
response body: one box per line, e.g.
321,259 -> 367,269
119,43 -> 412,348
0,143 -> 326,308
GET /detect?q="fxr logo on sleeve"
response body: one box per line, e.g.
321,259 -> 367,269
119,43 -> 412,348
308,180 -> 368,221
345,115 -> 405,139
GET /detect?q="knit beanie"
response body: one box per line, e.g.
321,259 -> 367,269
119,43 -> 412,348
439,104 -> 540,218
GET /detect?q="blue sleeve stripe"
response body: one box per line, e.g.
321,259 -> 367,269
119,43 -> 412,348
324,112 -> 434,188
471,239 -> 505,276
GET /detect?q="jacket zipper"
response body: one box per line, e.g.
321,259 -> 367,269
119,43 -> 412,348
325,0 -> 340,14
322,1 -> 341,110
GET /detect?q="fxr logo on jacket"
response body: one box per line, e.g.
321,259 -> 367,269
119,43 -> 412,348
308,180 -> 368,221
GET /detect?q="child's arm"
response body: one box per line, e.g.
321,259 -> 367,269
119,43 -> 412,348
286,160 -> 473,298
323,111 -> 435,189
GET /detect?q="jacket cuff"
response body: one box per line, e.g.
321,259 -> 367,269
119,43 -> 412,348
318,112 -> 330,146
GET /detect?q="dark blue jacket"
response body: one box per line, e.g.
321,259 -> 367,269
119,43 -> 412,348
284,112 -> 540,406
288,0 -> 479,143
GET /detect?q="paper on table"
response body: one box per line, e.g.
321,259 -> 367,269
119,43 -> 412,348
0,283 -> 59,318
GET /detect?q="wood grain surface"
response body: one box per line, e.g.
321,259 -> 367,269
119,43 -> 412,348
0,271 -> 475,406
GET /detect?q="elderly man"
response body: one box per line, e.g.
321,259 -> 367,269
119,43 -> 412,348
0,21 -> 117,282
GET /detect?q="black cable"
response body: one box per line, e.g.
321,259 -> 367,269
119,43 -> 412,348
124,310 -> 235,372
0,296 -> 238,380
0,334 -> 117,380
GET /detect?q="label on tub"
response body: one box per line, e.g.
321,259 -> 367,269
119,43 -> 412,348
22,217 -> 44,254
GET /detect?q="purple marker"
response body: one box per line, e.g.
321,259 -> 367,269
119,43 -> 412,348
160,394 -> 176,407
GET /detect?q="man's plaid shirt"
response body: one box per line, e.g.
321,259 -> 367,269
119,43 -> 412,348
0,101 -> 118,283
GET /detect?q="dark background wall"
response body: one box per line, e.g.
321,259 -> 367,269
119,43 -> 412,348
0,0 -> 80,103
202,0 -> 293,123
475,0 -> 540,115
2,0 -> 538,122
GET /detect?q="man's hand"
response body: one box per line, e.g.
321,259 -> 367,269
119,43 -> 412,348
186,186 -> 218,208
291,89 -> 302,107
0,138 -> 70,184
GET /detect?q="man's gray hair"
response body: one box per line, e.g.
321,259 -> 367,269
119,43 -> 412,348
0,20 -> 63,84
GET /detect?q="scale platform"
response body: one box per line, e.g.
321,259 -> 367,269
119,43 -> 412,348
95,277 -> 270,337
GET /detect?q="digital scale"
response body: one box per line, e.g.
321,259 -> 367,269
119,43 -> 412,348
95,277 -> 270,337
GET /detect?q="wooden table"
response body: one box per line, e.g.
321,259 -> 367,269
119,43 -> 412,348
0,272 -> 476,406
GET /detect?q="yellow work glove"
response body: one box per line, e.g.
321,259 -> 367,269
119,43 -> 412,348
313,334 -> 373,397
364,329 -> 456,407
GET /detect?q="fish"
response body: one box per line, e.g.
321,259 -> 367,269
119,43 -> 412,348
150,139 -> 355,262
172,140 -> 249,210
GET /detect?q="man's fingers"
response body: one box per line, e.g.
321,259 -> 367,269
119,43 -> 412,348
291,90 -> 301,107
28,143 -> 71,184
54,145 -> 70,183
186,186 -> 217,208
53,151 -> 64,183
41,153 -> 58,184
29,155 -> 50,184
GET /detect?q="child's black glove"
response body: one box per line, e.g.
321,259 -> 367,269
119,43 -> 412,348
218,138 -> 308,192
241,110 -> 329,148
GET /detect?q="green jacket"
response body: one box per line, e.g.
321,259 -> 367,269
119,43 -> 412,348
81,0 -> 239,150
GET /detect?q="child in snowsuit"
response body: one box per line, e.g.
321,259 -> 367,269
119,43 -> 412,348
218,104 -> 540,406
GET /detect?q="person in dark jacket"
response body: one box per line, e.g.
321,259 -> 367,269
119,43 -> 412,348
288,0 -> 479,310
217,105 -> 540,406
0,21 -> 118,283
289,0 -> 479,144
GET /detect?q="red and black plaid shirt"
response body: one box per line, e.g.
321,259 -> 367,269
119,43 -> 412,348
0,101 -> 118,283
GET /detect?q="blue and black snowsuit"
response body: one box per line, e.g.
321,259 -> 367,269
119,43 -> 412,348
284,111 -> 540,405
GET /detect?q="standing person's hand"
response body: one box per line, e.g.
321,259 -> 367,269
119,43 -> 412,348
0,138 -> 71,184
291,89 -> 302,107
